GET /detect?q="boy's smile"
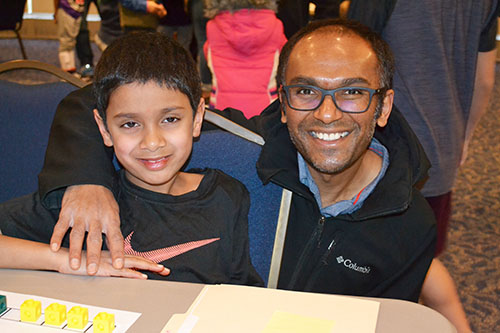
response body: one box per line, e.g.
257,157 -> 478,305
94,81 -> 204,194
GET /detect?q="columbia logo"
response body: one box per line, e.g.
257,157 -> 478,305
336,255 -> 371,274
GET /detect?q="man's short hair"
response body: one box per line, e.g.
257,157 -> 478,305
277,18 -> 394,90
93,32 -> 202,121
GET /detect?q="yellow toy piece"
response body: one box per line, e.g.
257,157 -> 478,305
44,303 -> 67,326
20,299 -> 41,322
93,312 -> 115,333
67,305 -> 89,329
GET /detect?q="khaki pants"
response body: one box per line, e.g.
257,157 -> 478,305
57,9 -> 82,71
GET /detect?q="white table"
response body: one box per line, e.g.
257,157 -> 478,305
0,269 -> 456,332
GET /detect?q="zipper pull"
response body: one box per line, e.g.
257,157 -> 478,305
316,216 -> 326,248
321,239 -> 336,265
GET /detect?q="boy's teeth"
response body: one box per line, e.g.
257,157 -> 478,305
313,131 -> 348,141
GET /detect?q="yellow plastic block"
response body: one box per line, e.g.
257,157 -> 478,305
44,303 -> 67,326
67,306 -> 88,329
93,312 -> 115,333
20,299 -> 42,322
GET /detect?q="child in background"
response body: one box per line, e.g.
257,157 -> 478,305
203,0 -> 286,118
54,0 -> 84,73
0,32 -> 263,286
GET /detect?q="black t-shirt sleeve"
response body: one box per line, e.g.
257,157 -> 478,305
479,3 -> 498,52
38,85 -> 116,209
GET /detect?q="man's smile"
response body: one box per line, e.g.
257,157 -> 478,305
311,130 -> 350,142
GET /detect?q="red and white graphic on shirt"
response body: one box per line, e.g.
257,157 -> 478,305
123,231 -> 220,263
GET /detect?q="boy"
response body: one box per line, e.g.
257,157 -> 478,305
0,32 -> 263,286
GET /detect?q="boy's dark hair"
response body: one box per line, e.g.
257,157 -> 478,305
277,18 -> 394,90
93,32 -> 202,121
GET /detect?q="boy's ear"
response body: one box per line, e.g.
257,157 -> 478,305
192,97 -> 205,138
93,109 -> 114,147
376,89 -> 394,128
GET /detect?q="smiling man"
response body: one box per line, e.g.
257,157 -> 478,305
251,20 -> 436,299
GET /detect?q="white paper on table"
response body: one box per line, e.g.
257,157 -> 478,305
162,284 -> 380,333
0,290 -> 141,332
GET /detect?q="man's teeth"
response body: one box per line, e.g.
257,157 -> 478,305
312,131 -> 349,141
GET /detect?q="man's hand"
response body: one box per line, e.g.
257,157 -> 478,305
146,1 -> 167,18
50,185 -> 124,275
58,250 -> 170,279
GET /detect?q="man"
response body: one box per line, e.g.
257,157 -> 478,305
346,0 -> 498,255
38,22 -> 468,327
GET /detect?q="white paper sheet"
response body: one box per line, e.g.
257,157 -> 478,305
162,284 -> 379,333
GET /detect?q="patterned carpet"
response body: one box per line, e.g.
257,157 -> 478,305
439,66 -> 500,332
1,38 -> 499,332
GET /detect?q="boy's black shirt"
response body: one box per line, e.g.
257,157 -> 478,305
2,167 -> 263,286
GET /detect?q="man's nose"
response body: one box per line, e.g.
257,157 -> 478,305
313,94 -> 343,124
141,126 -> 166,151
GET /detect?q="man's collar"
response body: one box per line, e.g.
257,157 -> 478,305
298,138 -> 390,217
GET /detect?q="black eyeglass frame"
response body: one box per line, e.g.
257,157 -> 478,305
281,84 -> 387,113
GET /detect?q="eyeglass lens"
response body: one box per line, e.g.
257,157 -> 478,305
287,86 -> 372,112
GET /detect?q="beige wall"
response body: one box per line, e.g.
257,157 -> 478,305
28,0 -> 98,15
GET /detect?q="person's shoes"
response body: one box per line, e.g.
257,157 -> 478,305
79,64 -> 94,79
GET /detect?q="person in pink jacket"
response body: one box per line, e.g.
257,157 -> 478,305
204,0 -> 287,118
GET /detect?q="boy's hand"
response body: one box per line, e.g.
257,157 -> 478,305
146,1 -> 167,18
58,250 -> 170,279
50,185 -> 125,275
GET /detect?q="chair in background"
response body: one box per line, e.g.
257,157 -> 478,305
0,60 -> 87,203
0,60 -> 88,87
188,114 -> 292,287
0,0 -> 29,59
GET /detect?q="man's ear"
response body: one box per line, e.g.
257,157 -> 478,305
192,97 -> 205,138
93,109 -> 114,147
279,91 -> 287,124
376,89 -> 394,128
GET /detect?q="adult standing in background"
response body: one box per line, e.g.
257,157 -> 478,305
347,0 -> 498,255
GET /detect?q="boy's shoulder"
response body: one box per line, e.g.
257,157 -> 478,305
195,168 -> 250,200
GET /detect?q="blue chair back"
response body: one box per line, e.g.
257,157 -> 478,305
0,80 -> 79,203
187,130 -> 282,283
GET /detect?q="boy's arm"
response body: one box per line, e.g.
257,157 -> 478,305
420,259 -> 471,333
38,86 -> 124,275
0,235 -> 169,279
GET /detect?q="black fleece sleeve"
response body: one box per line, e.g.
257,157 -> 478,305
38,85 -> 115,209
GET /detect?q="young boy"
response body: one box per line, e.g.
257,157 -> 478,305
0,32 -> 263,286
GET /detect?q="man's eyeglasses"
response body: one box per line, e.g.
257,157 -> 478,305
281,84 -> 386,113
